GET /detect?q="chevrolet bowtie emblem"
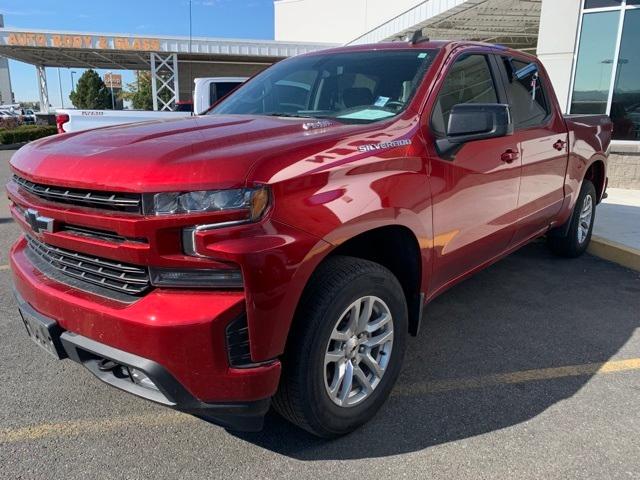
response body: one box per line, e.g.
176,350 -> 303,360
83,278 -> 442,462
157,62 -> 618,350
24,208 -> 55,234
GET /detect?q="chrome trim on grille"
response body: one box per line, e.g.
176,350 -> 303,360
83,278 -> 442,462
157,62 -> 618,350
13,175 -> 142,213
26,235 -> 150,296
62,225 -> 147,244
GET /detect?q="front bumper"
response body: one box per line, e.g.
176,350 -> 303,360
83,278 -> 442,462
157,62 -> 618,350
10,237 -> 281,429
15,290 -> 270,431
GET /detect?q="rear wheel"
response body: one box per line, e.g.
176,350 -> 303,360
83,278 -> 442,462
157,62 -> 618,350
273,256 -> 407,438
547,179 -> 596,258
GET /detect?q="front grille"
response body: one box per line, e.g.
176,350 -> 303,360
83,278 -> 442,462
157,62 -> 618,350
26,235 -> 151,297
13,175 -> 142,213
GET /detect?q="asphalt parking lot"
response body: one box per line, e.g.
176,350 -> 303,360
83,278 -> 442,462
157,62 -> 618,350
1,149 -> 639,479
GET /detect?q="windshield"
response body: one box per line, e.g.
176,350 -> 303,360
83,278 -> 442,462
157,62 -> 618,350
211,49 -> 438,123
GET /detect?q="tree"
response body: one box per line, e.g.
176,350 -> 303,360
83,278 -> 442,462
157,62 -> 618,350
120,71 -> 153,110
120,71 -> 174,110
21,101 -> 40,110
69,69 -> 113,110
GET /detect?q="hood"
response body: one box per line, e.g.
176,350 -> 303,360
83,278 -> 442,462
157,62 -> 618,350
10,114 -> 367,192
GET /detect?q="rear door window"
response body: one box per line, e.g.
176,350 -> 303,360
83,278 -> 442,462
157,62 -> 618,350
501,58 -> 551,129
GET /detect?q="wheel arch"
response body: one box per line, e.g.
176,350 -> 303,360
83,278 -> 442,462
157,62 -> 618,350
583,158 -> 606,203
282,217 -> 429,361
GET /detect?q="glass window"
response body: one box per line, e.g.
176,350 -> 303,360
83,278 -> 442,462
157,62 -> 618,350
209,82 -> 243,106
431,54 -> 498,136
502,58 -> 550,128
584,0 -> 622,8
212,50 -> 438,124
610,8 -> 640,140
570,10 -> 620,114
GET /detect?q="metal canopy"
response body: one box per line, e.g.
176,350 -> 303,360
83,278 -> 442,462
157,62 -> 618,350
0,47 -> 290,70
0,28 -> 335,69
349,0 -> 542,51
0,28 -> 336,111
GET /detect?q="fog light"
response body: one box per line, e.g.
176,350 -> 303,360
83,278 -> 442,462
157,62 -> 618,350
149,267 -> 243,288
129,368 -> 159,391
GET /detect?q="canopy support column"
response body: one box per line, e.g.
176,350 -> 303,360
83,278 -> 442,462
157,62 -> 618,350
36,65 -> 49,113
150,52 -> 179,111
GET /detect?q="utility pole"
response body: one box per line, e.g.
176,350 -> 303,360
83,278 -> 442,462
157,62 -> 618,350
57,68 -> 64,108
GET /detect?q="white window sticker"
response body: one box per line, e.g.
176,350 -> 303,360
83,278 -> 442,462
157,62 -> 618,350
338,109 -> 396,120
374,96 -> 390,107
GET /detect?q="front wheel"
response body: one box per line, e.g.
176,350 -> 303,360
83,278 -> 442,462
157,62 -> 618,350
273,256 -> 407,438
547,179 -> 597,258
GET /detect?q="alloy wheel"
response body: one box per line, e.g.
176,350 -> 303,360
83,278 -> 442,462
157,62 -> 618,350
577,194 -> 593,245
323,296 -> 394,407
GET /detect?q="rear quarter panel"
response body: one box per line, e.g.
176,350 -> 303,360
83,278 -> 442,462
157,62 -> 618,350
559,114 -> 612,225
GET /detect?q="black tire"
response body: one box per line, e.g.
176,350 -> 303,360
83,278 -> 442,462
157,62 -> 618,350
273,256 -> 408,438
547,179 -> 597,258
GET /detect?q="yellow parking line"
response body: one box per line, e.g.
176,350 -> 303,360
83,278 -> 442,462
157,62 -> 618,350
0,411 -> 192,444
393,358 -> 640,397
1,358 -> 640,444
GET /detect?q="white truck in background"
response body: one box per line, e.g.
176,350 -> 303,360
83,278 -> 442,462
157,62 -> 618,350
193,77 -> 247,115
56,76 -> 247,133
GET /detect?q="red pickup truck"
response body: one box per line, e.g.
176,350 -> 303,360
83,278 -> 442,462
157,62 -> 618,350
8,40 -> 611,437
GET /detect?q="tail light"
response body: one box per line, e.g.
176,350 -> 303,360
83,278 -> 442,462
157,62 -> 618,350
55,113 -> 69,133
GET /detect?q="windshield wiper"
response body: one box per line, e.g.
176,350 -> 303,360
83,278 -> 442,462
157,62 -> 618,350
264,112 -> 314,118
263,112 -> 353,124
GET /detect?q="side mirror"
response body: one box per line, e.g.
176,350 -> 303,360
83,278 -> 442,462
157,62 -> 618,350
435,103 -> 513,156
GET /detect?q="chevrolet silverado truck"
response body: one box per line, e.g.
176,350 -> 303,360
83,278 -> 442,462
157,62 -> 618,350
7,40 -> 611,438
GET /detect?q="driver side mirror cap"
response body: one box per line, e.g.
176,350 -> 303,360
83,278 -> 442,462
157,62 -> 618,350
435,103 -> 513,157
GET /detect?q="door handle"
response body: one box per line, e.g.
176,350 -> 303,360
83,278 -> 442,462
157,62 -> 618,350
501,149 -> 519,164
553,139 -> 567,151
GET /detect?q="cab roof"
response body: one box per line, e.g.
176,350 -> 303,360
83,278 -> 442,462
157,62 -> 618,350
300,40 -> 535,62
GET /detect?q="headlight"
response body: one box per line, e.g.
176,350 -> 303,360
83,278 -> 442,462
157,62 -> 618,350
152,186 -> 270,220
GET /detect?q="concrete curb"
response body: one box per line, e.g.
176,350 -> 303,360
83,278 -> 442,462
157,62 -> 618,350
0,142 -> 26,151
588,235 -> 640,272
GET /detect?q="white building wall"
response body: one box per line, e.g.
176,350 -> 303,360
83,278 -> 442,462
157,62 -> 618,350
536,0 -> 582,113
274,0 -> 423,44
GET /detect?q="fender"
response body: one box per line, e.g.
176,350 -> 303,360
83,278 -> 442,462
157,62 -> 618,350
264,207 -> 432,359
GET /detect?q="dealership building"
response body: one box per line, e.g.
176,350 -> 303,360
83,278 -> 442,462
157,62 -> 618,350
275,0 -> 640,188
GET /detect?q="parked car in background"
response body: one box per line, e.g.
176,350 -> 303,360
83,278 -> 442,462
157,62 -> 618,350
8,40 -> 610,437
0,107 -> 37,126
19,109 -> 37,124
56,77 -> 248,133
0,109 -> 18,119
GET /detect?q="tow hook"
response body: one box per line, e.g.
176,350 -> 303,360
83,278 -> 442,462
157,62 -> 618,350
97,359 -> 119,371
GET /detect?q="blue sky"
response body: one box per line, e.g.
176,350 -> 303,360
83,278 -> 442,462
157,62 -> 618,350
0,0 -> 275,104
